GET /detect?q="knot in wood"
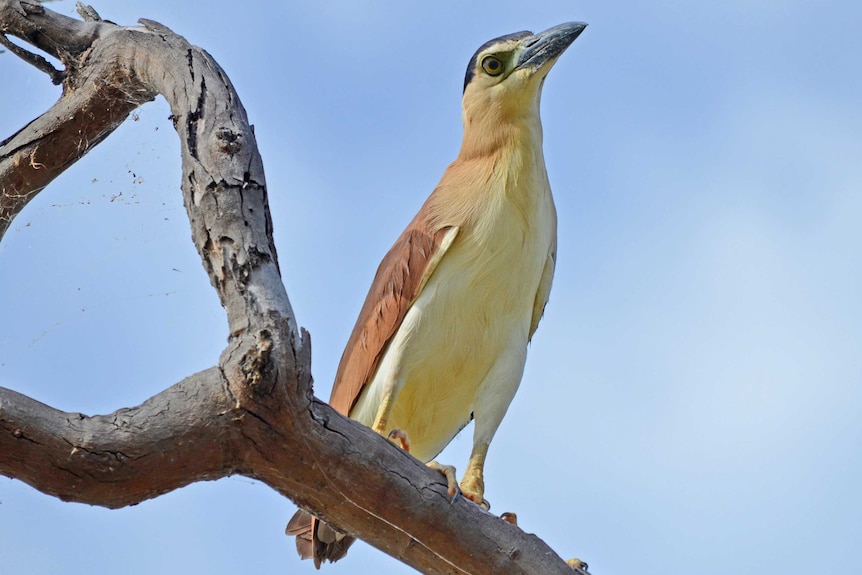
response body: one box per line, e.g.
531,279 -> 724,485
215,127 -> 242,155
240,330 -> 273,388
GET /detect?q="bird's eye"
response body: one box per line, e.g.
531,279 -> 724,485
481,56 -> 504,76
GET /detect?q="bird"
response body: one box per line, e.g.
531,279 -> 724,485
287,21 -> 587,568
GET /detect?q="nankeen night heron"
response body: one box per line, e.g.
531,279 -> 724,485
287,22 -> 588,570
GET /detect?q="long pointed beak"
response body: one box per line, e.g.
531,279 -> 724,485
515,22 -> 587,72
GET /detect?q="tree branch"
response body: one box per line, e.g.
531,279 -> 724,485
0,1 -> 148,238
0,368 -> 237,507
0,31 -> 64,83
0,2 -> 581,573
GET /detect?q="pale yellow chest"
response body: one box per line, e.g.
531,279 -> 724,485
354,154 -> 555,461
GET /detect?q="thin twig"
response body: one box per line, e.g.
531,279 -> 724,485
75,2 -> 102,23
0,32 -> 64,84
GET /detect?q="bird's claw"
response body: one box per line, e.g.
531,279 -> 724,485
566,558 -> 590,575
387,428 -> 411,452
426,460 -> 460,500
426,461 -> 492,509
456,489 -> 490,509
500,511 -> 518,526
459,473 -> 490,510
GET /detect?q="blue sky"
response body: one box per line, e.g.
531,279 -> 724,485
2,1 -> 861,574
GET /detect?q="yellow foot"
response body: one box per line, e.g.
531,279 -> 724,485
426,460 -> 460,500
500,512 -> 518,526
566,558 -> 590,574
459,471 -> 490,510
387,428 -> 411,452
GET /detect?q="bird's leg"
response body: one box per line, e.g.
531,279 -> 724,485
370,387 -> 412,452
369,378 -> 461,501
459,442 -> 490,509
371,392 -> 395,435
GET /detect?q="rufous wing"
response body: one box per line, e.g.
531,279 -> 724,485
328,217 -> 459,416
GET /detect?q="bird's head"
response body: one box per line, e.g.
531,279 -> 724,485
460,22 -> 586,155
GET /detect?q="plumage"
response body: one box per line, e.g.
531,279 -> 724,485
287,21 -> 586,567
328,222 -> 459,416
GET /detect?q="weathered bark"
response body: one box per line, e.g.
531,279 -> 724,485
0,2 -> 582,574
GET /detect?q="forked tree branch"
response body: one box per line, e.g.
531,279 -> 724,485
0,2 -> 583,574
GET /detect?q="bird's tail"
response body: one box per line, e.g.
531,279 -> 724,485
285,509 -> 356,568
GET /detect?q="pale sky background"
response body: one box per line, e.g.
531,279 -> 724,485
2,1 -> 861,574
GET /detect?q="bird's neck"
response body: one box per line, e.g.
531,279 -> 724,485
458,100 -> 544,162
425,110 -> 548,229
425,103 -> 549,231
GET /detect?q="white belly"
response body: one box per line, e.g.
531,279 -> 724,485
351,188 -> 555,462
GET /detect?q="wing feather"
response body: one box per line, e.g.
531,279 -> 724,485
328,217 -> 459,416
529,240 -> 556,340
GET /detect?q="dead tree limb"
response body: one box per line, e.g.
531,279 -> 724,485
0,2 -> 581,573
